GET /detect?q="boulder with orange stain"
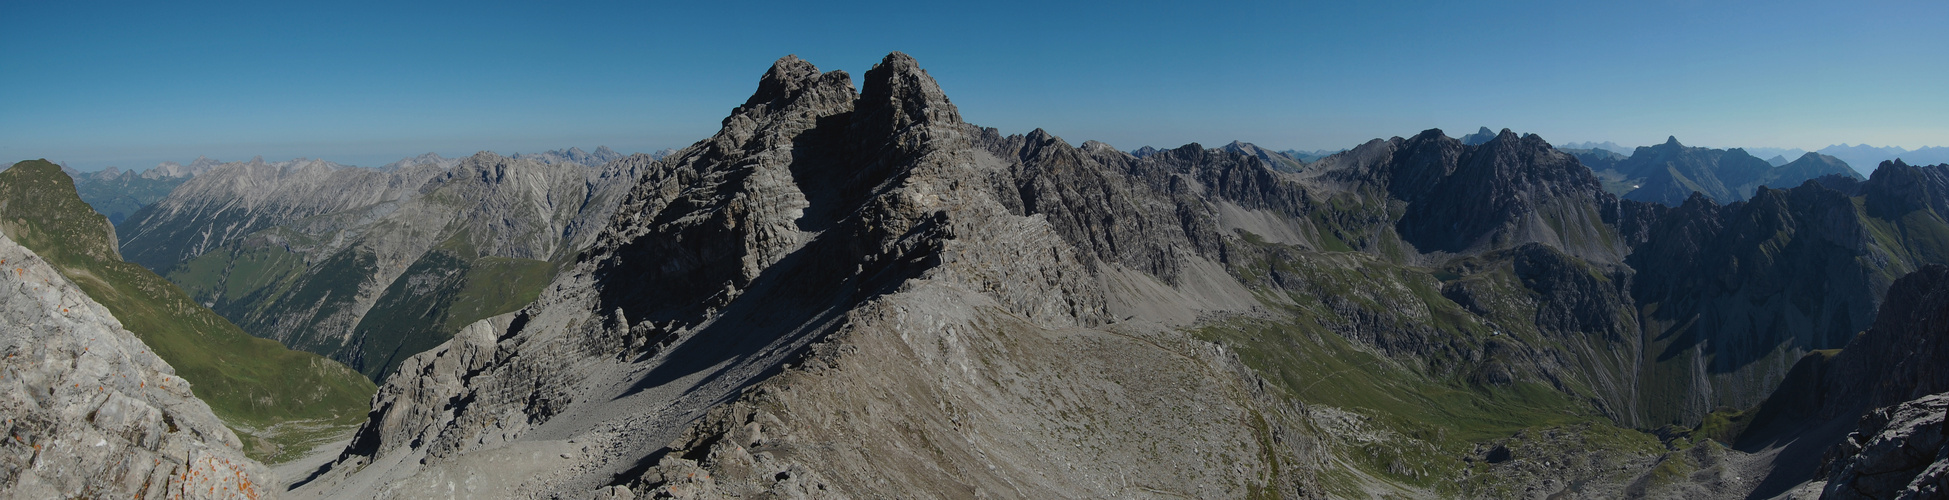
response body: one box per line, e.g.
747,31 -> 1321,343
0,233 -> 272,498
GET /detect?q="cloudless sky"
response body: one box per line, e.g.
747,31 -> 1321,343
3,0 -> 1945,170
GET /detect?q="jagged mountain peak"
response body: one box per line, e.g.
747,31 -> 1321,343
741,54 -> 831,110
1663,135 -> 1682,147
1024,127 -> 1062,145
1680,190 -> 1719,210
1217,141 -> 1305,172
380,151 -> 457,171
1460,126 -> 1498,145
510,146 -> 626,167
1077,139 -> 1123,157
1878,158 -> 1913,171
1781,151 -> 1852,171
188,155 -> 220,169
857,51 -> 962,135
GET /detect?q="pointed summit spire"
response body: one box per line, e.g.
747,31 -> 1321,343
859,51 -> 962,130
742,54 -> 824,109
1665,136 -> 1682,147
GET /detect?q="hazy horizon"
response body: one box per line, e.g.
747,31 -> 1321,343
34,135 -> 1949,175
6,1 -> 1946,171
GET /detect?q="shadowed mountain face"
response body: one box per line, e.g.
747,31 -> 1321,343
1623,163 -> 1949,426
1731,264 -> 1949,499
1299,127 -> 1629,265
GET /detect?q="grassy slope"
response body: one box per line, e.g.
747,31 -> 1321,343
163,218 -> 560,382
1202,231 -> 1663,495
348,245 -> 555,380
0,159 -> 376,461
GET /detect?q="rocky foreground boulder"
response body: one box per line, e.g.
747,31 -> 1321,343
1819,392 -> 1948,499
0,232 -> 271,498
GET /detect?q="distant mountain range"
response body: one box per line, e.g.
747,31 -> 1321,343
1133,142 -> 1339,172
1572,136 -> 1863,205
511,145 -> 628,166
44,147 -> 645,224
1817,144 -> 1949,176
43,156 -> 220,224
1561,141 -> 1949,177
116,151 -> 654,382
1557,140 -> 1636,155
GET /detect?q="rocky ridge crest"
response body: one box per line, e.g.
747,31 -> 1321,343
294,52 -> 1316,499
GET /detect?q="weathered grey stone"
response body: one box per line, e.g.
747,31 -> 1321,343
1821,393 -> 1949,499
0,232 -> 272,499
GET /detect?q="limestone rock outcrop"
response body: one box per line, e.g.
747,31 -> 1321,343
0,232 -> 272,498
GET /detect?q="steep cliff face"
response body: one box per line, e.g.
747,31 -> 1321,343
1627,162 -> 1949,427
1860,159 -> 1949,222
291,52 -> 1318,500
976,129 -> 1299,290
1397,129 -> 1624,263
1729,264 -> 1949,498
0,231 -> 273,499
1760,265 -> 1949,427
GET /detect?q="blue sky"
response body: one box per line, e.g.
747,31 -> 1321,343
3,0 -> 1945,170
